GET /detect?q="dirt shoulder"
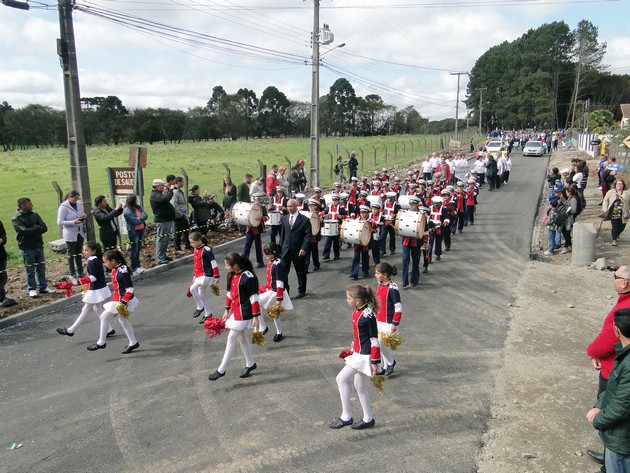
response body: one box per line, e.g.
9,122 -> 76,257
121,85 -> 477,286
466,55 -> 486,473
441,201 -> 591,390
478,150 -> 629,472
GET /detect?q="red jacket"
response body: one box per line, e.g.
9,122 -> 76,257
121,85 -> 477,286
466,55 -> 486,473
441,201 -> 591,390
587,292 -> 630,379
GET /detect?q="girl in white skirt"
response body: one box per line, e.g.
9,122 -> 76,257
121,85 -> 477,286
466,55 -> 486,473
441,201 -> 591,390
56,242 -> 114,338
258,242 -> 292,342
208,252 -> 261,381
188,232 -> 220,324
329,284 -> 381,430
87,249 -> 139,354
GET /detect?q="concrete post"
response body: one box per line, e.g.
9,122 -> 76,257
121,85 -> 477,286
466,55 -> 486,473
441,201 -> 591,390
571,222 -> 597,266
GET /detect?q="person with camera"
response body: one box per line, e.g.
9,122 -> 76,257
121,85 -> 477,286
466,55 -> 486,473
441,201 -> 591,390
57,190 -> 87,280
150,178 -> 175,265
92,195 -> 123,252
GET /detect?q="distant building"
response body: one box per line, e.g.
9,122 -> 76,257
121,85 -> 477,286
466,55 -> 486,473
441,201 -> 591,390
617,104 -> 630,128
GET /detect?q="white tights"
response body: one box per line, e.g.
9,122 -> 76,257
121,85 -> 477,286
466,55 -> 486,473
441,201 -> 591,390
97,308 -> 137,346
218,328 -> 254,374
67,302 -> 112,334
335,365 -> 373,423
190,281 -> 213,316
257,315 -> 282,335
379,341 -> 394,370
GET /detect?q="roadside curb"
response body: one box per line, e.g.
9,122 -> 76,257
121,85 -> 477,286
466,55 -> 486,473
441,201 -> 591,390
0,235 -> 245,331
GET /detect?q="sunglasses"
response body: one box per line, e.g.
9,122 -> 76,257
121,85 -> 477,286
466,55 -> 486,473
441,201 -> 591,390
614,274 -> 628,280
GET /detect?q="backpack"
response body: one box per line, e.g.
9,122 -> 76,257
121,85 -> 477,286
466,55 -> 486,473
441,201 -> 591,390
555,203 -> 571,227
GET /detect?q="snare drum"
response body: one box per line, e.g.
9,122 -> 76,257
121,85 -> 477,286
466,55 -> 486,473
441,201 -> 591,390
300,211 -> 321,235
321,220 -> 339,237
394,210 -> 427,238
366,195 -> 382,209
267,211 -> 282,226
232,202 -> 262,227
340,219 -> 372,246
398,195 -> 412,210
323,193 -> 333,208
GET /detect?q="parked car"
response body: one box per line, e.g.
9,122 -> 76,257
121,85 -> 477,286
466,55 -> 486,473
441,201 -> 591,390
485,140 -> 503,155
522,140 -> 544,157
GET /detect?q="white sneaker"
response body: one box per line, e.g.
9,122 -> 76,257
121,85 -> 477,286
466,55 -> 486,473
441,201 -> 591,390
29,290 -> 39,298
543,251 -> 553,256
133,268 -> 145,276
40,287 -> 56,294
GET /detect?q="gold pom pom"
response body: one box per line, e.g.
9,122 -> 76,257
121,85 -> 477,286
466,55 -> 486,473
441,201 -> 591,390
116,303 -> 130,318
380,331 -> 404,350
211,283 -> 221,297
370,374 -> 387,393
267,304 -> 286,320
251,330 -> 266,346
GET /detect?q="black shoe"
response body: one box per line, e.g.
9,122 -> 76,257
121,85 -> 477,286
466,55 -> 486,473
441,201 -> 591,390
199,315 -> 211,324
209,370 -> 225,381
402,283 -> 409,289
57,327 -> 74,337
295,293 -> 306,299
157,260 -> 169,265
1,298 -> 17,308
164,256 -> 173,261
257,263 -> 265,268
587,450 -> 605,465
411,283 -> 418,287
87,343 -> 106,351
322,256 -> 330,260
273,333 -> 284,342
333,257 -> 340,260
313,265 -> 320,271
390,251 -> 395,255
261,327 -> 269,335
351,418 -> 375,430
349,275 -> 358,280
121,342 -> 140,354
240,363 -> 257,378
363,273 -> 369,278
422,268 -> 429,273
375,368 -> 386,376
192,308 -> 203,318
385,360 -> 396,376
329,417 -> 353,429
436,255 -> 441,261
106,329 -> 116,338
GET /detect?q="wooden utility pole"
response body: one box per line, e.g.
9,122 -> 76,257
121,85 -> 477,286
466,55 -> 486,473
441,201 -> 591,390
58,0 -> 94,240
477,86 -> 486,135
309,0 -> 321,189
450,71 -> 467,140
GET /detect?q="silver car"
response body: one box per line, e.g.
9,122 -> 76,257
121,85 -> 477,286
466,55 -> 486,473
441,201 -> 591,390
523,140 -> 544,157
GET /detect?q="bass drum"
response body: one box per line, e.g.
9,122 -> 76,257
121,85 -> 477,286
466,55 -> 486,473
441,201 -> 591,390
232,202 -> 262,227
398,195 -> 412,210
366,195 -> 383,209
395,210 -> 427,238
300,210 -> 321,235
340,219 -> 371,246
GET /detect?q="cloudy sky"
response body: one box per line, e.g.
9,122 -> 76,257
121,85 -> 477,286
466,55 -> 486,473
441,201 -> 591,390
0,0 -> 628,121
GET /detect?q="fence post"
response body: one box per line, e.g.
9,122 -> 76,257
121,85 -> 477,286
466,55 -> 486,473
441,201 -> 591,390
179,167 -> 189,202
383,144 -> 388,167
222,163 -> 231,178
52,181 -> 64,238
257,160 -> 266,182
328,151 -> 334,181
372,145 -> 377,168
402,141 -> 406,160
359,148 -> 364,175
409,140 -> 413,159
284,156 -> 292,170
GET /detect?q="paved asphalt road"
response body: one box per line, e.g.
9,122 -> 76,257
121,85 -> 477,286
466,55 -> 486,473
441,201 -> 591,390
0,152 -> 548,473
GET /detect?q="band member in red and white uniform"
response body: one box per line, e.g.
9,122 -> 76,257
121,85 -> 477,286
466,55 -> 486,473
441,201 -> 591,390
357,190 -> 369,209
188,231 -> 220,324
243,192 -> 268,268
349,206 -> 372,279
420,206 -> 433,273
392,177 -> 402,196
305,198 -> 323,272
311,187 -> 324,209
371,180 -> 383,196
209,252 -> 261,381
340,192 -> 355,219
360,177 -> 371,193
400,196 -> 422,287
295,192 -> 308,211
369,203 -> 383,265
322,194 -> 347,260
440,189 -> 455,251
435,156 -> 451,183
329,284 -> 381,430
380,191 -> 400,256
348,177 -> 359,207
454,181 -> 467,234
87,249 -> 139,354
375,262 -> 402,375
428,196 -> 447,261
465,178 -> 477,225
268,186 -> 288,244
258,242 -> 292,342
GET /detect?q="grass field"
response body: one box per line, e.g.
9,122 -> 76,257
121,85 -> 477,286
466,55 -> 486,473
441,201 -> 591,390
1,133 -> 461,267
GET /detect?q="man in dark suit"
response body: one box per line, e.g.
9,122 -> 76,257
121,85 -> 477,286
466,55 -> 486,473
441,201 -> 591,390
280,199 -> 311,299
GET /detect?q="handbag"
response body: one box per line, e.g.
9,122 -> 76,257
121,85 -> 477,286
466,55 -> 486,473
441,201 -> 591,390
599,199 -> 617,221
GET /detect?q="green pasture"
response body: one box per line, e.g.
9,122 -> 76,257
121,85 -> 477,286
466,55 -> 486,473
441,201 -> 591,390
1,133 -> 461,268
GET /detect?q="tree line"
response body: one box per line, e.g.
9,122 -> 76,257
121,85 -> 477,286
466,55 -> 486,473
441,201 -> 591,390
0,79 -> 458,151
466,20 -> 630,131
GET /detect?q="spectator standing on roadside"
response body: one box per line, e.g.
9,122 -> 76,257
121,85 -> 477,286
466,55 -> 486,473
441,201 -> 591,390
543,198 -> 561,255
586,265 -> 630,471
11,198 -> 54,298
602,180 -> 630,247
92,195 -> 122,252
171,177 -> 192,254
348,151 -> 358,179
150,178 -> 175,265
560,187 -> 580,254
222,176 -> 237,212
474,155 -> 487,186
57,190 -> 87,280
266,164 -> 279,197
486,155 -> 499,191
122,193 -> 147,275
277,167 -> 289,190
587,306 -> 630,472
250,177 -> 266,197
237,174 -> 252,204
0,219 -> 17,308
297,159 -> 308,192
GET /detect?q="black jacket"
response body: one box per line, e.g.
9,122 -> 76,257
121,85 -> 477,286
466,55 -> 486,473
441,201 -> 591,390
0,219 -> 7,261
280,212 -> 311,259
150,189 -> 175,222
11,210 -> 48,250
92,205 -> 122,243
